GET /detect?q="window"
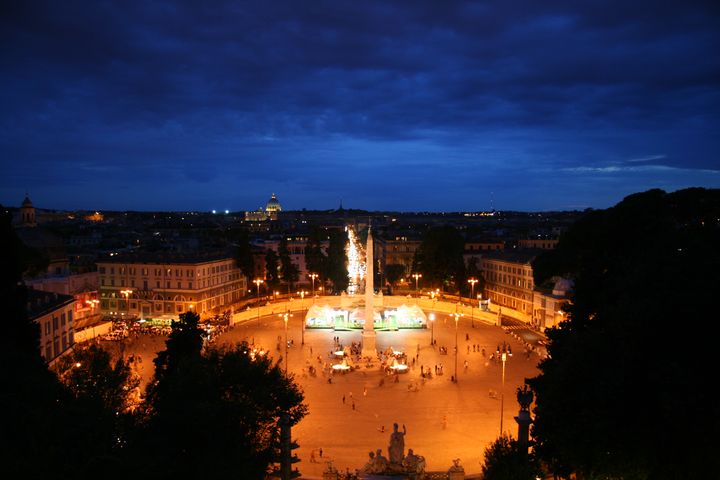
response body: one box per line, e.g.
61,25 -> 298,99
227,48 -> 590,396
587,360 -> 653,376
156,281 -> 160,288
143,280 -> 148,290
45,321 -> 50,336
53,316 -> 58,331
131,279 -> 136,287
166,281 -> 170,289
177,282 -> 181,289
110,267 -> 115,274
99,266 -> 106,274
61,313 -> 66,326
188,282 -> 193,289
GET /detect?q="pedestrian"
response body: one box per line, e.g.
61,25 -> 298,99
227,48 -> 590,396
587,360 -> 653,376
343,395 -> 345,404
352,401 -> 355,410
310,346 -> 313,354
319,448 -> 323,458
363,387 -> 367,397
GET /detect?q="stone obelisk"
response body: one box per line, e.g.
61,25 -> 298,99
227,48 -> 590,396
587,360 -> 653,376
361,226 -> 377,359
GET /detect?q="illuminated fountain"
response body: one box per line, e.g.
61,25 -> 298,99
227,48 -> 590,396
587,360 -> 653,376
388,357 -> 409,374
332,357 -> 352,373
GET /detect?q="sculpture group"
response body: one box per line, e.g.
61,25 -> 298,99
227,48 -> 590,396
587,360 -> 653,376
359,423 -> 426,477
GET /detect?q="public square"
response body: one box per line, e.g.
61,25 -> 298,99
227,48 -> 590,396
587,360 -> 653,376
102,302 -> 542,477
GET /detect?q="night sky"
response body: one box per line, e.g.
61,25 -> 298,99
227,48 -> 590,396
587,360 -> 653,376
2,1 -> 718,212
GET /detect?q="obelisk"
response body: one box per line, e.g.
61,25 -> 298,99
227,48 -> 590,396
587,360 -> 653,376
361,226 -> 377,359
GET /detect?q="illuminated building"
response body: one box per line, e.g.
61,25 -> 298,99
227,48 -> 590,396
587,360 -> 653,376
97,252 -> 246,320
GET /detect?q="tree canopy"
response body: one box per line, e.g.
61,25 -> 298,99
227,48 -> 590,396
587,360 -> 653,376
529,188 -> 720,479
413,225 -> 466,292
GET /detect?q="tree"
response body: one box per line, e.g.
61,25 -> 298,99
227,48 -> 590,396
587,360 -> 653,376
265,248 -> 281,289
528,188 -> 720,479
481,434 -> 543,480
138,311 -> 308,479
384,263 -> 406,287
279,235 -> 300,290
235,232 -> 255,279
304,227 -> 327,283
413,225 -> 466,291
325,229 -> 348,293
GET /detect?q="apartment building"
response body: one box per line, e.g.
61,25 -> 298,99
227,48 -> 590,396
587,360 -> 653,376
27,289 -> 75,364
97,252 -> 246,319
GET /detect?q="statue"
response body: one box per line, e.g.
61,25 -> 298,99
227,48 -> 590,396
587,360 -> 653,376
374,448 -> 388,472
359,451 -> 376,475
388,422 -> 406,464
402,448 -> 426,474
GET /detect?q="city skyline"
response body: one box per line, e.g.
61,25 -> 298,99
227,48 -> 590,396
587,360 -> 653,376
2,1 -> 718,212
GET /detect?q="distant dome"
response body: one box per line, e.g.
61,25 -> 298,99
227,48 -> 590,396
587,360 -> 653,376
552,278 -> 574,297
22,195 -> 33,207
265,193 -> 282,212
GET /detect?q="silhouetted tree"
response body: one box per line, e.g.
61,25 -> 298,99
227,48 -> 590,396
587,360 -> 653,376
413,225 -> 465,291
481,434 -> 543,480
265,248 -> 281,289
384,264 -> 406,287
529,188 -> 720,479
279,235 -> 299,290
325,229 -> 348,293
138,314 -> 307,479
235,232 -> 255,279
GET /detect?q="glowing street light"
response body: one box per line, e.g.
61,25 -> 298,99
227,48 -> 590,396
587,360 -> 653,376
451,311 -> 463,383
467,278 -> 478,328
412,273 -> 422,297
253,279 -> 264,325
297,290 -> 308,311
278,311 -> 293,375
429,312 -> 436,346
120,289 -> 133,316
309,273 -> 319,303
498,343 -> 512,434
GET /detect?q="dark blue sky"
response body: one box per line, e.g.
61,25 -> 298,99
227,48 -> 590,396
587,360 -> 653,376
2,1 -> 718,212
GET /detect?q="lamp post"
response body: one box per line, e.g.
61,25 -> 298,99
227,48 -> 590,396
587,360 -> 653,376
120,289 -> 133,317
451,311 -> 463,383
279,311 -> 293,375
467,278 -> 478,328
498,343 -> 512,434
253,279 -> 264,325
309,273 -> 318,303
412,273 -> 422,297
429,312 -> 435,346
297,290 -> 308,312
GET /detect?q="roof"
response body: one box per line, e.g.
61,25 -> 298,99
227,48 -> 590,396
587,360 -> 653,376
479,249 -> 543,265
97,250 -> 235,265
26,288 -> 74,320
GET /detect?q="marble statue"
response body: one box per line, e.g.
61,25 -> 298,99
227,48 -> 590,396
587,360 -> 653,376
388,423 -> 406,464
402,448 -> 426,474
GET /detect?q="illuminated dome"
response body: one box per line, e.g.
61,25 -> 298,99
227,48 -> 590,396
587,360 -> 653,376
265,193 -> 282,213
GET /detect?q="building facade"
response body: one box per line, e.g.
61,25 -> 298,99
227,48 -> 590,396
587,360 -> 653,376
27,289 -> 75,364
480,251 -> 537,321
97,254 -> 246,320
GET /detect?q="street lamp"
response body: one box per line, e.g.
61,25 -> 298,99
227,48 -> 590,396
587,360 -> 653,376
451,311 -> 463,383
467,278 -> 478,328
253,279 -> 264,325
278,311 -> 293,375
498,343 -> 512,434
412,273 -> 422,297
429,312 -> 435,346
120,289 -> 133,316
309,273 -> 318,303
297,290 -> 308,311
